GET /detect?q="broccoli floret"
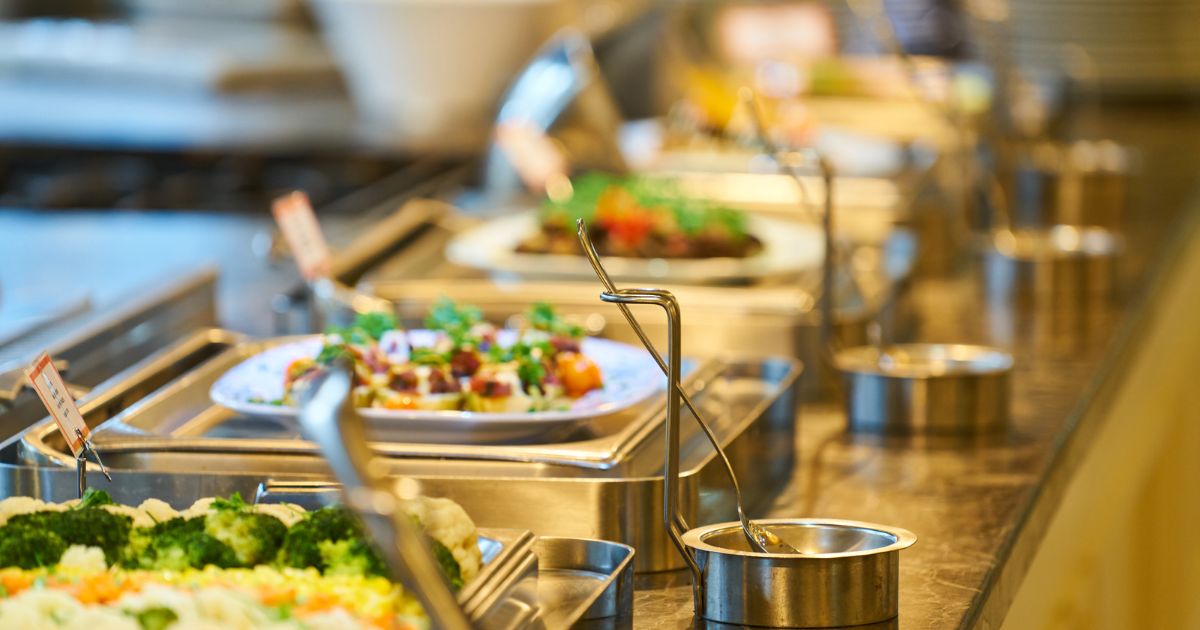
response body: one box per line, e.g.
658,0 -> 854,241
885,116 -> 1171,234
132,606 -> 178,630
76,488 -> 115,509
317,538 -> 387,578
201,493 -> 286,567
9,508 -> 131,565
0,523 -> 67,569
431,539 -> 463,590
124,516 -> 238,571
279,506 -> 360,571
279,505 -> 461,588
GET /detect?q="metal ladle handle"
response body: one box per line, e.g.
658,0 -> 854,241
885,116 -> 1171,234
593,286 -> 703,611
739,88 -> 840,357
297,363 -> 472,630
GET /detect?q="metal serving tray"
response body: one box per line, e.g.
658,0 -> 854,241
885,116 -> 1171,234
0,267 -> 221,440
12,334 -> 801,572
0,464 -> 631,629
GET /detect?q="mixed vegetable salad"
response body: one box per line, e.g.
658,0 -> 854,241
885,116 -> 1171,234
520,172 -> 762,259
281,300 -> 604,414
0,489 -> 479,629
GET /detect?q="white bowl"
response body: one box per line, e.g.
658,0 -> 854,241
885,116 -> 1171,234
310,0 -> 559,150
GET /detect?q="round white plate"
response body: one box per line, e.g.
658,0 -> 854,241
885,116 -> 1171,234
445,210 -> 824,285
209,332 -> 663,443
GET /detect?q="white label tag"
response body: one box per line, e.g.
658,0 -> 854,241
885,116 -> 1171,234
494,121 -> 569,194
272,191 -> 332,280
25,352 -> 88,457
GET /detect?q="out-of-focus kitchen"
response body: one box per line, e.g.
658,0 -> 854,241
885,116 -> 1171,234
0,0 -> 1199,628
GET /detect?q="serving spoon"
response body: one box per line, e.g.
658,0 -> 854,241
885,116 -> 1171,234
576,219 -> 800,555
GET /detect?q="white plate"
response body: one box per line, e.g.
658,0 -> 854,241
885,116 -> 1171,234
209,332 -> 663,443
445,210 -> 824,284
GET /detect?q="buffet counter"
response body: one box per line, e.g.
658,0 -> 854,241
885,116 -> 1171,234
2,104 -> 1199,628
633,105 -> 1200,629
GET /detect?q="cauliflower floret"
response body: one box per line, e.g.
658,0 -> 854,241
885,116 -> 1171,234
137,498 -> 179,524
253,503 -> 307,528
59,545 -> 107,574
180,497 -> 216,519
0,496 -> 66,525
70,607 -> 141,630
399,496 -> 481,582
100,504 -> 157,529
7,588 -> 84,623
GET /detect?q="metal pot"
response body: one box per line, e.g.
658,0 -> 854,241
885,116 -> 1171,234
835,343 -> 1014,435
683,518 -> 916,628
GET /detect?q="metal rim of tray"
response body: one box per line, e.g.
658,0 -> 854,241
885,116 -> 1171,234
834,343 -> 1014,379
681,518 -> 916,559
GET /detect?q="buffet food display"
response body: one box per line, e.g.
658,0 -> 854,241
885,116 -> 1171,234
520,172 -> 763,259
288,301 -> 604,413
0,489 -> 480,630
209,301 -> 663,440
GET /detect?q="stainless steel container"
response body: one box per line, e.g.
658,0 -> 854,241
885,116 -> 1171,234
1003,140 -> 1133,230
682,518 -> 916,628
980,226 -> 1122,300
835,343 -> 1014,435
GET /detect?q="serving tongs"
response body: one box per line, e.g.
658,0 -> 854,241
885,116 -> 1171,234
295,362 -> 472,630
576,219 -> 799,559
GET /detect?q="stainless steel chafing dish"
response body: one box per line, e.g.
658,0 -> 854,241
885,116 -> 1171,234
12,330 -> 801,573
0,462 -> 635,628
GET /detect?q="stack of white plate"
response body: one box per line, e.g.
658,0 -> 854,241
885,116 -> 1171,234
1008,0 -> 1200,95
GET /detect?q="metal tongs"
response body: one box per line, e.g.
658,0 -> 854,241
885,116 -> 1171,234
296,362 -> 472,630
576,220 -> 799,557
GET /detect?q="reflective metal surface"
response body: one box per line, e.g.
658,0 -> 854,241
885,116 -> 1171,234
682,519 -> 916,628
578,220 -> 798,557
836,343 -> 1013,435
0,461 -> 635,629
13,330 -> 800,572
0,267 -> 220,440
1003,139 -> 1134,229
981,226 -> 1123,301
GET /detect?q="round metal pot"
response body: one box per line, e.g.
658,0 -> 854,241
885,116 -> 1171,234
835,343 -> 1014,435
980,226 -> 1123,301
683,519 -> 916,628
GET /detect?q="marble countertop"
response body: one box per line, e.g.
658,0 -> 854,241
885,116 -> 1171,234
628,106 -> 1200,628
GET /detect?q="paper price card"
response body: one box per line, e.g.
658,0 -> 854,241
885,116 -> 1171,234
272,191 -> 333,280
25,352 -> 88,457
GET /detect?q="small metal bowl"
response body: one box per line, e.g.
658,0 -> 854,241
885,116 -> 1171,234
1004,139 -> 1134,229
981,226 -> 1123,301
683,518 -> 916,628
835,343 -> 1014,435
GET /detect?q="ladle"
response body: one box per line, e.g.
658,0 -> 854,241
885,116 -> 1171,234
575,220 -> 799,556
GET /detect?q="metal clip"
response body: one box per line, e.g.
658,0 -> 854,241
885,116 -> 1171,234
75,428 -> 111,498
